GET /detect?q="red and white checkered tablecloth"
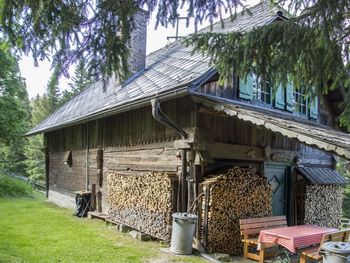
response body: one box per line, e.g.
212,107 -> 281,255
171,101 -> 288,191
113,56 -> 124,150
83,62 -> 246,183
258,225 -> 338,253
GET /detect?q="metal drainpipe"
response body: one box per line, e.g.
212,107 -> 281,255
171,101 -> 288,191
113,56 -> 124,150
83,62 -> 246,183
86,123 -> 89,191
151,98 -> 188,212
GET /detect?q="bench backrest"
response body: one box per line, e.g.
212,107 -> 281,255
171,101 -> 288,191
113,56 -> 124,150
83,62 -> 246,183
318,230 -> 350,253
239,216 -> 287,238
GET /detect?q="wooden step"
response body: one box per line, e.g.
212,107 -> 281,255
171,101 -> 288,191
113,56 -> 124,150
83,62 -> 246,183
88,211 -> 107,221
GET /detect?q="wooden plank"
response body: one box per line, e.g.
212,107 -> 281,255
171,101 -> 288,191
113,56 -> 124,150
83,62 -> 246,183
208,142 -> 264,161
106,163 -> 178,172
241,225 -> 287,235
240,216 -> 286,224
240,220 -> 288,230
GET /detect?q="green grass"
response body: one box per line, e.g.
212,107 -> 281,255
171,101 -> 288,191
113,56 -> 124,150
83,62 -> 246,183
0,174 -> 33,197
0,194 -> 205,263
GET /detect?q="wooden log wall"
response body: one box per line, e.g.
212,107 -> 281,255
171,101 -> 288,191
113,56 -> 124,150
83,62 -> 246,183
48,142 -> 182,213
198,78 -> 336,127
304,184 -> 343,228
199,167 -> 272,255
45,97 -> 194,213
48,150 -> 87,194
46,96 -> 196,152
197,75 -> 235,99
197,110 -> 333,158
107,172 -> 178,240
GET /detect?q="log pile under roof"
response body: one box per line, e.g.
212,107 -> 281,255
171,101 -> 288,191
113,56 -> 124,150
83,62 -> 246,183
106,172 -> 178,240
199,167 -> 272,255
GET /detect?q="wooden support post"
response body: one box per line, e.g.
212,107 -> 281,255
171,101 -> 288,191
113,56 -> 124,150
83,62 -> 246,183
203,186 -> 210,248
97,191 -> 102,213
180,149 -> 188,212
194,165 -> 203,240
85,123 -> 89,191
44,147 -> 49,198
90,184 -> 96,211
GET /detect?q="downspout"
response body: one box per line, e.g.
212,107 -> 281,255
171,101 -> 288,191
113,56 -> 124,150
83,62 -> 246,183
151,98 -> 187,139
86,123 -> 89,190
151,98 -> 188,212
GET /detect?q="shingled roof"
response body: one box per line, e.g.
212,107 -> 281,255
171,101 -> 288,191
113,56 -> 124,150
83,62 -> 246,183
27,1 -> 281,136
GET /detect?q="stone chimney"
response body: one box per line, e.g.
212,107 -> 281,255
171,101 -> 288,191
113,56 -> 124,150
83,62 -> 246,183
128,10 -> 147,74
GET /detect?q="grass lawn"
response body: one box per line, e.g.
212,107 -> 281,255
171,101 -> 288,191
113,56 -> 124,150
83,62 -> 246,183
0,193 -> 205,263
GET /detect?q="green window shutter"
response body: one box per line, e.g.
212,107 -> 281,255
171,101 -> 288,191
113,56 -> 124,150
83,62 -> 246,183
275,84 -> 286,110
286,82 -> 294,112
310,96 -> 319,119
239,74 -> 254,100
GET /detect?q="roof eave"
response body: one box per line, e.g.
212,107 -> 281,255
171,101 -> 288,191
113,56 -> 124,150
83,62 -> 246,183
25,84 -> 192,136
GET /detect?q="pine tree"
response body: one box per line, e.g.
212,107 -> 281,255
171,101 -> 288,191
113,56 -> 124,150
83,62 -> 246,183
24,78 -> 61,181
184,0 -> 350,128
1,0 -> 349,127
0,41 -> 30,175
60,59 -> 94,105
69,60 -> 94,95
46,71 -> 60,113
24,95 -> 52,181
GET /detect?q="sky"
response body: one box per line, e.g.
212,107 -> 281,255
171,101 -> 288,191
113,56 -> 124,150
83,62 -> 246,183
19,1 -> 259,99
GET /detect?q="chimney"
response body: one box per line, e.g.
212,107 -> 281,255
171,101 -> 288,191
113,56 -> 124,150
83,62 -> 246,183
128,10 -> 147,74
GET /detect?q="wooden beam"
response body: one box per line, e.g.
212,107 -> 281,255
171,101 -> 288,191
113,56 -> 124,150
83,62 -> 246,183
206,142 -> 265,161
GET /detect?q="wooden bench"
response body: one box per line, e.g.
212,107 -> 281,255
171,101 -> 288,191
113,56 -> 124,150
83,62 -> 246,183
239,216 -> 287,263
299,230 -> 350,263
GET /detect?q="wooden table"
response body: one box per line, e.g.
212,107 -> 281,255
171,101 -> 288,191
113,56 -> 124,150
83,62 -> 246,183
258,225 -> 337,253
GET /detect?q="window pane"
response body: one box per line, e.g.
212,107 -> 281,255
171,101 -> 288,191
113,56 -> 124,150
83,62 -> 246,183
253,76 -> 271,105
293,88 -> 307,116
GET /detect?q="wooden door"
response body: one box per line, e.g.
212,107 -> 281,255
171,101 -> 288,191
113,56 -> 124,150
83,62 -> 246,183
265,165 -> 288,216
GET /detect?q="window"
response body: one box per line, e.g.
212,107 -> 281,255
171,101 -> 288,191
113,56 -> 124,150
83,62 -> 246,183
293,88 -> 307,116
253,77 -> 272,105
63,150 -> 73,167
238,73 -> 318,119
239,74 -> 271,104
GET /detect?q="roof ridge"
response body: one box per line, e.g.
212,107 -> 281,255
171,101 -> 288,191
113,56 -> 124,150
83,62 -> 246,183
145,1 -> 280,62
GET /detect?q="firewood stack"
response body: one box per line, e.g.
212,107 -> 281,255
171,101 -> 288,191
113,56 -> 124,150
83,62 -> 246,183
106,172 -> 177,240
200,167 -> 272,255
304,185 -> 342,228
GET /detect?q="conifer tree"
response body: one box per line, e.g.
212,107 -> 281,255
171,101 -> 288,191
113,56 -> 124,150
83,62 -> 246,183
24,71 -> 61,181
60,59 -> 94,105
1,0 -> 349,126
0,40 -> 30,174
24,95 -> 52,181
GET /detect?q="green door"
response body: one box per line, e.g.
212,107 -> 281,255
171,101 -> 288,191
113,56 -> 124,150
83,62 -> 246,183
265,165 -> 288,216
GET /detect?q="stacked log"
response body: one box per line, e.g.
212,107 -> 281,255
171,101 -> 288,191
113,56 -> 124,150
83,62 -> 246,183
304,185 -> 342,228
200,167 -> 272,255
106,172 -> 177,240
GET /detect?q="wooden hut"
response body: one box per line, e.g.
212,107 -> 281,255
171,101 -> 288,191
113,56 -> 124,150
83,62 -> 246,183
27,2 -> 349,255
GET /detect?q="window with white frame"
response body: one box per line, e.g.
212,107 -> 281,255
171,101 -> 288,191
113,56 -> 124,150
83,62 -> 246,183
293,88 -> 307,115
253,77 -> 272,105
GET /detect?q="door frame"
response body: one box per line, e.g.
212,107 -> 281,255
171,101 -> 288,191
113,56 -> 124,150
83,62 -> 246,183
264,162 -> 292,223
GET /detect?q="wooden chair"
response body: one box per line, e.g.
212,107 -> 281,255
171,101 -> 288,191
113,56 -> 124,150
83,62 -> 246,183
299,229 -> 350,263
239,216 -> 287,263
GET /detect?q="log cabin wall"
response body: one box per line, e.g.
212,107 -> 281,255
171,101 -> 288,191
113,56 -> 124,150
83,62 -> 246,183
45,96 -> 196,212
198,77 -> 337,128
196,110 -> 332,157
48,150 -> 87,208
46,96 -> 196,152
